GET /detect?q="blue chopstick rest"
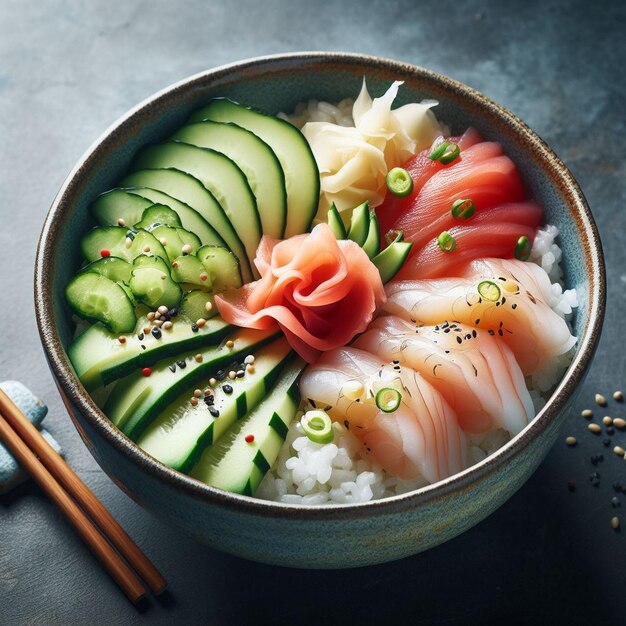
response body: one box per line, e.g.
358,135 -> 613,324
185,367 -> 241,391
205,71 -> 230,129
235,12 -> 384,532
0,381 -> 64,495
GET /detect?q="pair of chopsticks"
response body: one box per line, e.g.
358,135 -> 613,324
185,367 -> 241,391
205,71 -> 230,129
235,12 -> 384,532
0,389 -> 167,604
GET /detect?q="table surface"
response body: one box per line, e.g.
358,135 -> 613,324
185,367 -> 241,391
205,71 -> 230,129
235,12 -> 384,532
2,1 -> 625,624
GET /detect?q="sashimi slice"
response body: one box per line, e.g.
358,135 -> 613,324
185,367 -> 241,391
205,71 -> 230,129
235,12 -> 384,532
396,221 -> 538,280
377,128 -> 484,234
300,347 -> 466,482
353,315 -> 534,435
384,258 -> 576,376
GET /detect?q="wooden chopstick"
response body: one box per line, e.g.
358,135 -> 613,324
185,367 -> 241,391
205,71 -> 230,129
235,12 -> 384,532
0,389 -> 167,599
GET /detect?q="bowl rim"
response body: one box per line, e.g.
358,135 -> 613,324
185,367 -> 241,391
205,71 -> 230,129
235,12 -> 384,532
35,51 -> 606,520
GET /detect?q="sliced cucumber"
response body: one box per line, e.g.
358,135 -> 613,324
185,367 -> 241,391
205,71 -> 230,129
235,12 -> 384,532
190,357 -> 303,494
129,265 -> 182,310
149,225 -> 201,262
197,245 -> 242,292
347,202 -> 370,247
65,274 -> 136,334
371,239 -> 413,284
327,203 -> 347,240
137,338 -> 292,472
179,291 -> 217,322
119,170 -> 250,281
134,204 -> 182,229
172,121 -> 287,239
78,256 -> 133,285
189,99 -> 319,238
171,255 -> 209,289
90,189 -> 153,226
80,226 -> 168,264
131,143 -> 260,278
104,327 -> 279,439
132,254 -> 171,275
362,211 -> 381,259
68,315 -> 230,390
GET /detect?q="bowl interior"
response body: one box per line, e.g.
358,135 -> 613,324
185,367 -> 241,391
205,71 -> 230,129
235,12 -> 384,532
38,53 -> 602,512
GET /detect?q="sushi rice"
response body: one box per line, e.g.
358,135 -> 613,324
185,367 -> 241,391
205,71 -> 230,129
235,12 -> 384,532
258,104 -> 579,505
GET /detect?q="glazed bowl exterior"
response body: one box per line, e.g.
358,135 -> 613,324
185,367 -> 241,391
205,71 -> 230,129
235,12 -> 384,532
35,52 -> 605,568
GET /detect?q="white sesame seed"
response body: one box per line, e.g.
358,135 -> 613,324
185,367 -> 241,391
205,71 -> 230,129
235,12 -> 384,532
588,423 -> 602,434
125,237 -> 133,249
209,377 -> 217,386
611,516 -> 620,530
613,446 -> 625,457
614,418 -> 626,429
158,305 -> 169,315
596,394 -> 607,407
190,397 -> 199,407
143,245 -> 151,253
196,318 -> 206,328
194,354 -> 203,363
117,218 -> 126,227
565,436 -> 577,447
244,355 -> 255,365
581,409 -> 593,419
603,416 -> 613,425
153,319 -> 163,328
228,371 -> 237,380
147,312 -> 155,321
614,390 -> 624,402
162,321 -> 173,330
205,301 -> 213,313
182,244 -> 192,255
193,389 -> 202,398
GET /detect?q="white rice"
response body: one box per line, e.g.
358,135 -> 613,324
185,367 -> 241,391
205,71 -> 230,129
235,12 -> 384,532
259,110 -> 580,503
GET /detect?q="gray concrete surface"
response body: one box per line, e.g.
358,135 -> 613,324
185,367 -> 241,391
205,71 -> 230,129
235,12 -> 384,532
1,0 -> 625,624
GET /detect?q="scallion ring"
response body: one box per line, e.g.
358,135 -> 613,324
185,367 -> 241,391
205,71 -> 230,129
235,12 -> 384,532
386,167 -> 414,197
375,388 -> 402,413
515,235 -> 531,261
428,139 -> 450,161
451,198 -> 476,220
301,410 -> 334,444
477,280 -> 501,302
439,142 -> 460,164
437,231 -> 457,252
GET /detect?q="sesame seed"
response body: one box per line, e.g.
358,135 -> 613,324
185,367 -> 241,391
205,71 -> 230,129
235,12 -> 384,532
142,326 -> 151,335
596,394 -> 607,406
143,245 -> 151,253
565,436 -> 577,446
244,355 -> 255,365
193,389 -> 202,398
118,336 -> 126,344
588,423 -> 602,434
154,311 -> 161,320
151,327 -> 162,339
137,333 -> 144,340
246,365 -> 255,375
228,371 -> 237,380
162,321 -> 173,330
204,389 -> 213,397
125,237 -> 133,249
614,390 -> 624,402
153,319 -> 163,328
182,244 -> 192,255
196,318 -> 206,328
223,384 -> 233,395
581,409 -> 593,419
209,378 -> 217,386
611,496 -> 621,508
158,305 -> 169,315
117,218 -> 126,227
226,340 -> 234,349
236,370 -> 245,378
614,418 -> 626,429
190,397 -> 198,407
603,416 -> 613,425
614,446 -> 625,457
194,354 -> 203,363
191,324 -> 199,333
147,312 -> 155,321
209,407 -> 220,417
205,301 -> 213,313
611,516 -> 620,530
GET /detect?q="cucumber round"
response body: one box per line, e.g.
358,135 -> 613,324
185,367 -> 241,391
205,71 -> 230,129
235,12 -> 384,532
179,290 -> 217,322
171,255 -> 210,289
197,245 -> 242,292
134,204 -> 182,229
81,226 -> 168,264
129,266 -> 182,309
78,256 -> 133,285
65,273 -> 136,333
149,225 -> 201,262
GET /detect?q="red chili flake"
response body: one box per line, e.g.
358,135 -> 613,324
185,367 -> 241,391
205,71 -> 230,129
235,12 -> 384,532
100,249 -> 111,258
244,434 -> 255,444
200,273 -> 209,282
141,367 -> 152,377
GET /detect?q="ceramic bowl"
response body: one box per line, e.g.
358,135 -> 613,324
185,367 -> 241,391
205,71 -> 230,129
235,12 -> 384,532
35,52 -> 605,569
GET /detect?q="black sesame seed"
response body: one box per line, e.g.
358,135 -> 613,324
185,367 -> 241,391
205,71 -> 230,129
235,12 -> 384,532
168,364 -> 177,373
472,330 -> 477,338
216,369 -> 226,381
236,370 -> 245,378
209,407 -> 220,417
223,384 -> 233,395
137,333 -> 144,341
512,303 -> 517,310
324,405 -> 332,411
488,329 -> 495,336
611,496 -> 621,508
141,345 -> 146,350
168,307 -> 178,318
344,419 -> 350,430
456,336 -> 462,344
204,395 -> 214,405
151,327 -> 162,339
498,329 -> 503,336
607,426 -> 615,435
191,323 -> 199,333
603,438 -> 612,447
176,359 -> 187,369
475,319 -> 480,325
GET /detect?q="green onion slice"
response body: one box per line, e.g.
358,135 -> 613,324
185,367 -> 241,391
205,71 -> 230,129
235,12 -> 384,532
301,410 -> 334,444
451,198 -> 476,220
477,280 -> 501,302
375,387 -> 402,413
428,139 -> 449,161
439,143 -> 460,164
515,235 -> 531,261
437,231 -> 457,252
386,167 -> 414,197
